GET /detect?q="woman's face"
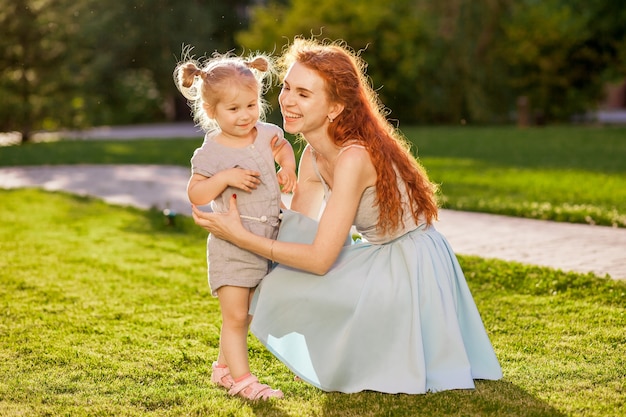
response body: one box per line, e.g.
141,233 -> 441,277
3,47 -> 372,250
278,62 -> 334,138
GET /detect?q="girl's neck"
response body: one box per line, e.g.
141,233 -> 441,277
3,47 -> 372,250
215,127 -> 256,148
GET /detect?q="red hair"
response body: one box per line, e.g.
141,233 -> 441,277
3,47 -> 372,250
280,38 -> 438,232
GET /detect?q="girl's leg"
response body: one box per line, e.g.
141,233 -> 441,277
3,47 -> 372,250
215,288 -> 255,366
216,285 -> 253,379
215,286 -> 283,399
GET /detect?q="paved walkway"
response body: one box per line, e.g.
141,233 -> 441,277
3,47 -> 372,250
0,122 -> 204,146
1,164 -> 625,280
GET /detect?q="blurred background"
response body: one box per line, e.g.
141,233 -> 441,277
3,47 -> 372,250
1,0 -> 625,143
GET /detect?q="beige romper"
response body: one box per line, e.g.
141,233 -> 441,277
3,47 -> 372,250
190,121 -> 285,296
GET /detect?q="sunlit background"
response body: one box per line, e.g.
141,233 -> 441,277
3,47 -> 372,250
1,0 -> 625,143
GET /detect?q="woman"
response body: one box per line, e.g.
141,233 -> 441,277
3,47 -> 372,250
192,37 -> 502,394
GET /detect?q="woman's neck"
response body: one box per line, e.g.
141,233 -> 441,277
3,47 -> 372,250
306,134 -> 341,162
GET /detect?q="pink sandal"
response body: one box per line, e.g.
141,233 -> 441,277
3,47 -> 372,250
228,374 -> 284,400
211,362 -> 234,389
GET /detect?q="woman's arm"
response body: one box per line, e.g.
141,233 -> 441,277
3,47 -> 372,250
290,145 -> 325,218
192,146 -> 376,275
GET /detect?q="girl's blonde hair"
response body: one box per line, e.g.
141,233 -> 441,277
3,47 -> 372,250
174,48 -> 274,131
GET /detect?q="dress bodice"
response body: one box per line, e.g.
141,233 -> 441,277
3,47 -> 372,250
312,145 -> 421,244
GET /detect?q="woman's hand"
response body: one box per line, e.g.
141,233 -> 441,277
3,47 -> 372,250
191,195 -> 247,244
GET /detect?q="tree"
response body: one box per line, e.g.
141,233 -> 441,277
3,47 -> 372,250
0,0 -> 255,143
498,0 -> 606,121
237,0 -> 516,124
0,0 -> 88,141
238,0 -> 432,122
80,0 -> 253,124
406,0 -> 513,123
238,0 -> 625,124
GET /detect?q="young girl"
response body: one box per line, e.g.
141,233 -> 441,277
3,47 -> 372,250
174,51 -> 296,400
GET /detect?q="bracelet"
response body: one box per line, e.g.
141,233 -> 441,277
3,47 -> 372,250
270,240 -> 275,261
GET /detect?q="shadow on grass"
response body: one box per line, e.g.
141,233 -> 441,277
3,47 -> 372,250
330,380 -> 564,417
244,380 -> 565,417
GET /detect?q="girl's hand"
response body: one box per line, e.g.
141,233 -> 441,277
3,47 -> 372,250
277,168 -> 297,193
225,167 -> 261,192
191,195 -> 246,243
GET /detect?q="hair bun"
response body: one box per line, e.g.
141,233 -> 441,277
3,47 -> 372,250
245,57 -> 269,72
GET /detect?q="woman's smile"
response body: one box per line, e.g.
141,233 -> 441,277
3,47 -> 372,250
282,111 -> 303,120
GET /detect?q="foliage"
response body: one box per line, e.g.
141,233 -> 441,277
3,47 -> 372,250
0,0 -> 87,140
497,0 -> 626,121
78,0 -> 252,126
0,188 -> 624,416
1,1 -> 624,137
0,1 -> 253,142
567,0 -> 626,82
238,0 -> 447,122
238,0 -> 626,124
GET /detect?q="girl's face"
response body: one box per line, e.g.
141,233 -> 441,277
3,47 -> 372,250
211,84 -> 259,141
279,62 -> 334,138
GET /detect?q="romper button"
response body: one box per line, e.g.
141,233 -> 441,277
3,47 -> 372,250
260,216 -> 267,222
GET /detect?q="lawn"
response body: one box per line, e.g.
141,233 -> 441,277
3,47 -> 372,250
2,125 -> 625,227
0,188 -> 624,417
405,126 -> 626,227
1,125 -> 625,415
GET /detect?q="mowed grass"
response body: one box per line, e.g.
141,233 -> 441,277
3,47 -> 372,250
2,125 -> 625,227
404,126 -> 626,227
1,188 -> 624,416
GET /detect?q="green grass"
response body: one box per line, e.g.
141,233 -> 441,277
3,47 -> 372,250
405,126 -> 626,227
1,125 -> 625,227
0,138 -> 201,167
1,188 -> 624,416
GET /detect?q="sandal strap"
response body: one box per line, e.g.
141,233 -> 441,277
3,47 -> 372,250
211,362 -> 234,388
228,374 -> 282,400
228,375 -> 261,396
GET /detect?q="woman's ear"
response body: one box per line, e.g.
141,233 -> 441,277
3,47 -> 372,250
328,103 -> 345,122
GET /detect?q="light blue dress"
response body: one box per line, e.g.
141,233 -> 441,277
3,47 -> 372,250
249,146 -> 502,394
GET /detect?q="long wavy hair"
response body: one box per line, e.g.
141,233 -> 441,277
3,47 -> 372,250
279,38 -> 439,232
